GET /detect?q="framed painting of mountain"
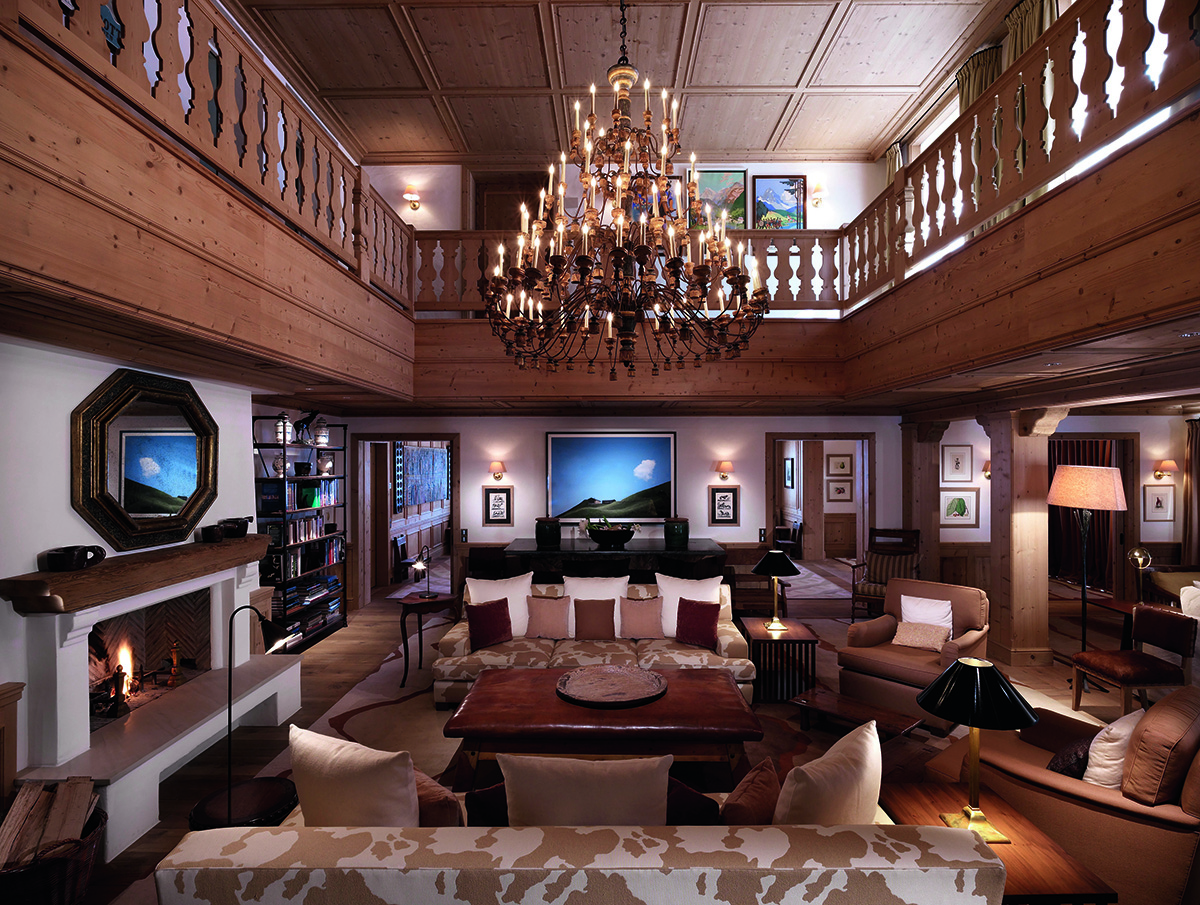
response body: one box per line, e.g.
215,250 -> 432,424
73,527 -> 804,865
752,176 -> 806,229
546,431 -> 676,522
689,170 -> 746,230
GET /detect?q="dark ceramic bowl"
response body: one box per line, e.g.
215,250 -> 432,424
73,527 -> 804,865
587,527 -> 635,550
200,524 -> 224,543
219,518 -> 250,538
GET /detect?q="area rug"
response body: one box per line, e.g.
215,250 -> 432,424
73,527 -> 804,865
783,569 -> 847,599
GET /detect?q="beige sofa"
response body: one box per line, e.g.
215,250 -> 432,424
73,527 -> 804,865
838,578 -> 989,729
926,686 -> 1200,905
433,582 -> 755,707
154,821 -> 1005,904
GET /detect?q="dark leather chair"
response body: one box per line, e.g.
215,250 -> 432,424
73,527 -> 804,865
1072,604 -> 1197,714
850,528 -> 920,622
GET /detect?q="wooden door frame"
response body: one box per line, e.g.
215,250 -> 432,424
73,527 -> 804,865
351,432 -> 461,609
765,432 -> 876,561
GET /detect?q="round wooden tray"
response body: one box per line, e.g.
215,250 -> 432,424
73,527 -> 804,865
556,665 -> 668,709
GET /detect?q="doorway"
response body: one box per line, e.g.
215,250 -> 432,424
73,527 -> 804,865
473,171 -> 548,231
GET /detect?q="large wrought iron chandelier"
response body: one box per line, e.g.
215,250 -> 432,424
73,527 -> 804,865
482,0 -> 768,380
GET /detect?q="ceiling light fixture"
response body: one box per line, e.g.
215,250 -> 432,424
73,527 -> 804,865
481,0 -> 767,380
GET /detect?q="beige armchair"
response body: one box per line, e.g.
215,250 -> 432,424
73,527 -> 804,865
837,578 -> 989,730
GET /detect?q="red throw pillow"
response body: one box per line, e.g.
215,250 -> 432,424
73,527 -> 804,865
468,598 -> 513,651
574,598 -> 616,641
675,597 -> 720,650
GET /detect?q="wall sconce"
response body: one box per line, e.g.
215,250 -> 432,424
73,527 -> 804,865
982,460 -> 991,480
1154,459 -> 1179,480
716,460 -> 734,481
810,181 -> 826,207
489,461 -> 506,481
402,185 -> 421,211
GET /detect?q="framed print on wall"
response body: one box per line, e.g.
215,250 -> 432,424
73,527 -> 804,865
941,445 -> 973,483
826,479 -> 853,502
546,431 -> 676,521
1144,484 -> 1175,521
482,485 -> 513,527
783,457 -> 795,489
752,175 -> 805,229
690,170 -> 747,230
826,454 -> 853,478
709,485 -> 739,526
940,488 -> 980,528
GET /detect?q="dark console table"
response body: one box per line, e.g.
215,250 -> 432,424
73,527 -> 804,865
503,537 -> 725,581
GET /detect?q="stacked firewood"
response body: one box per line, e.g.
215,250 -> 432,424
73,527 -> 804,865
0,778 -> 98,867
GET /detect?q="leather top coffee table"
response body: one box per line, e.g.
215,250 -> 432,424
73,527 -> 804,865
443,668 -> 762,790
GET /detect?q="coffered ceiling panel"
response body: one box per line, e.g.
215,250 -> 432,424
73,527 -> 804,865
556,3 -> 685,90
690,3 -> 835,88
681,94 -> 791,152
780,93 -> 910,150
258,8 -> 422,90
451,96 -> 558,152
812,2 -> 986,88
329,98 -> 457,154
412,5 -> 550,89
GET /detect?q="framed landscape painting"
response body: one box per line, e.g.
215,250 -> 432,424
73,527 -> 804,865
547,432 -> 676,521
690,170 -> 746,230
752,176 -> 805,229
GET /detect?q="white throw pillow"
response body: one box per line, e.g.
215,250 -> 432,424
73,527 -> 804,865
1180,586 -> 1200,620
563,575 -> 630,637
465,572 -> 534,637
900,594 -> 954,633
498,754 -> 672,826
654,573 -> 724,638
288,725 -> 419,827
773,721 -> 882,825
1082,709 -> 1144,789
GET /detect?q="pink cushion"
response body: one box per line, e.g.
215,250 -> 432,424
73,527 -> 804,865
468,597 -> 513,651
676,597 -> 719,650
526,596 -> 569,639
620,596 -> 665,639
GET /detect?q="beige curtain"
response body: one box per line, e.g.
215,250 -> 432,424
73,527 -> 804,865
956,46 -> 1003,114
1183,420 -> 1200,564
1005,0 -> 1059,68
885,142 -> 906,181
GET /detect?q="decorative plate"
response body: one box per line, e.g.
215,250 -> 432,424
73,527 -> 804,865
556,665 -> 668,708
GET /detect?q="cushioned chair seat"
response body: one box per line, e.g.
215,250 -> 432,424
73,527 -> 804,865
856,580 -> 889,599
635,640 -> 758,682
1074,650 -> 1185,686
837,644 -> 944,688
431,638 -> 556,681
548,640 -> 640,668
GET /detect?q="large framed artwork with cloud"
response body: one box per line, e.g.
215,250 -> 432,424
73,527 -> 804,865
546,432 -> 676,521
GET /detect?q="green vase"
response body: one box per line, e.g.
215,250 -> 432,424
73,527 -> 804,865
535,517 -> 561,549
664,517 -> 689,550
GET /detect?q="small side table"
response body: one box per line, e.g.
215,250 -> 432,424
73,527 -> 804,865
396,592 -> 459,687
739,618 -> 817,704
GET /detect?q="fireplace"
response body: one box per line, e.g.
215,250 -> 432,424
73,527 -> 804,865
88,590 -> 212,731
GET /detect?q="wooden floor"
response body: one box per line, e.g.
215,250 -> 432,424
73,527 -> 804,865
84,562 -> 449,905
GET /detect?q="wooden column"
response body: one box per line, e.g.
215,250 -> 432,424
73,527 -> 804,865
802,441 -> 825,560
977,408 -> 1069,666
903,422 -> 946,581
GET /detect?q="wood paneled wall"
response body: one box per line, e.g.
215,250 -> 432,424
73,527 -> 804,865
939,543 -> 992,592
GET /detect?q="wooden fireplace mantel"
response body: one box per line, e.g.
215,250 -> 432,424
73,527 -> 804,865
0,535 -> 270,615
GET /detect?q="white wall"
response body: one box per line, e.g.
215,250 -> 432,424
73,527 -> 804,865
0,338 -> 258,772
367,164 -> 464,230
938,419 -> 993,542
347,414 -> 906,545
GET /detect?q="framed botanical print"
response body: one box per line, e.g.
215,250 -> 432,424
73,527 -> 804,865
482,485 -> 513,527
941,445 -> 973,483
708,484 -> 739,526
826,454 -> 853,478
752,175 -> 805,229
690,170 -> 747,230
783,457 -> 795,489
826,479 -> 853,502
1144,484 -> 1175,521
940,488 -> 980,528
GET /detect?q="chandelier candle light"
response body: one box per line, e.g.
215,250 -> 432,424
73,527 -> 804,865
482,0 -> 768,380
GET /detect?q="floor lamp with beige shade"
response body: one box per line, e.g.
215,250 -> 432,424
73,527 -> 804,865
1047,465 -> 1127,665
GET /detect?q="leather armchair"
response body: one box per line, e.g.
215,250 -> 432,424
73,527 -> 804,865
837,578 -> 989,730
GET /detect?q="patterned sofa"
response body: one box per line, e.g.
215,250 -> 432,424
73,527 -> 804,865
433,582 -> 755,707
154,822 -> 1006,904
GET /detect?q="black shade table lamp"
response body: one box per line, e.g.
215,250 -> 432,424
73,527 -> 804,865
188,604 -> 296,830
412,544 -> 438,598
751,548 -> 801,631
916,656 -> 1038,843
1046,464 -> 1127,658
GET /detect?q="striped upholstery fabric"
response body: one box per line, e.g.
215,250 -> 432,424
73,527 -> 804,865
857,552 -> 920,597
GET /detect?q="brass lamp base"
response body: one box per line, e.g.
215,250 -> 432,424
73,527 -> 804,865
939,805 -> 1011,844
764,617 -> 787,631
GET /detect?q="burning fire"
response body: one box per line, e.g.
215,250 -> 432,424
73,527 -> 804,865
117,644 -> 133,696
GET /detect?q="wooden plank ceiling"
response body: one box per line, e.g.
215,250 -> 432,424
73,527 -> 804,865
233,0 -> 1011,166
